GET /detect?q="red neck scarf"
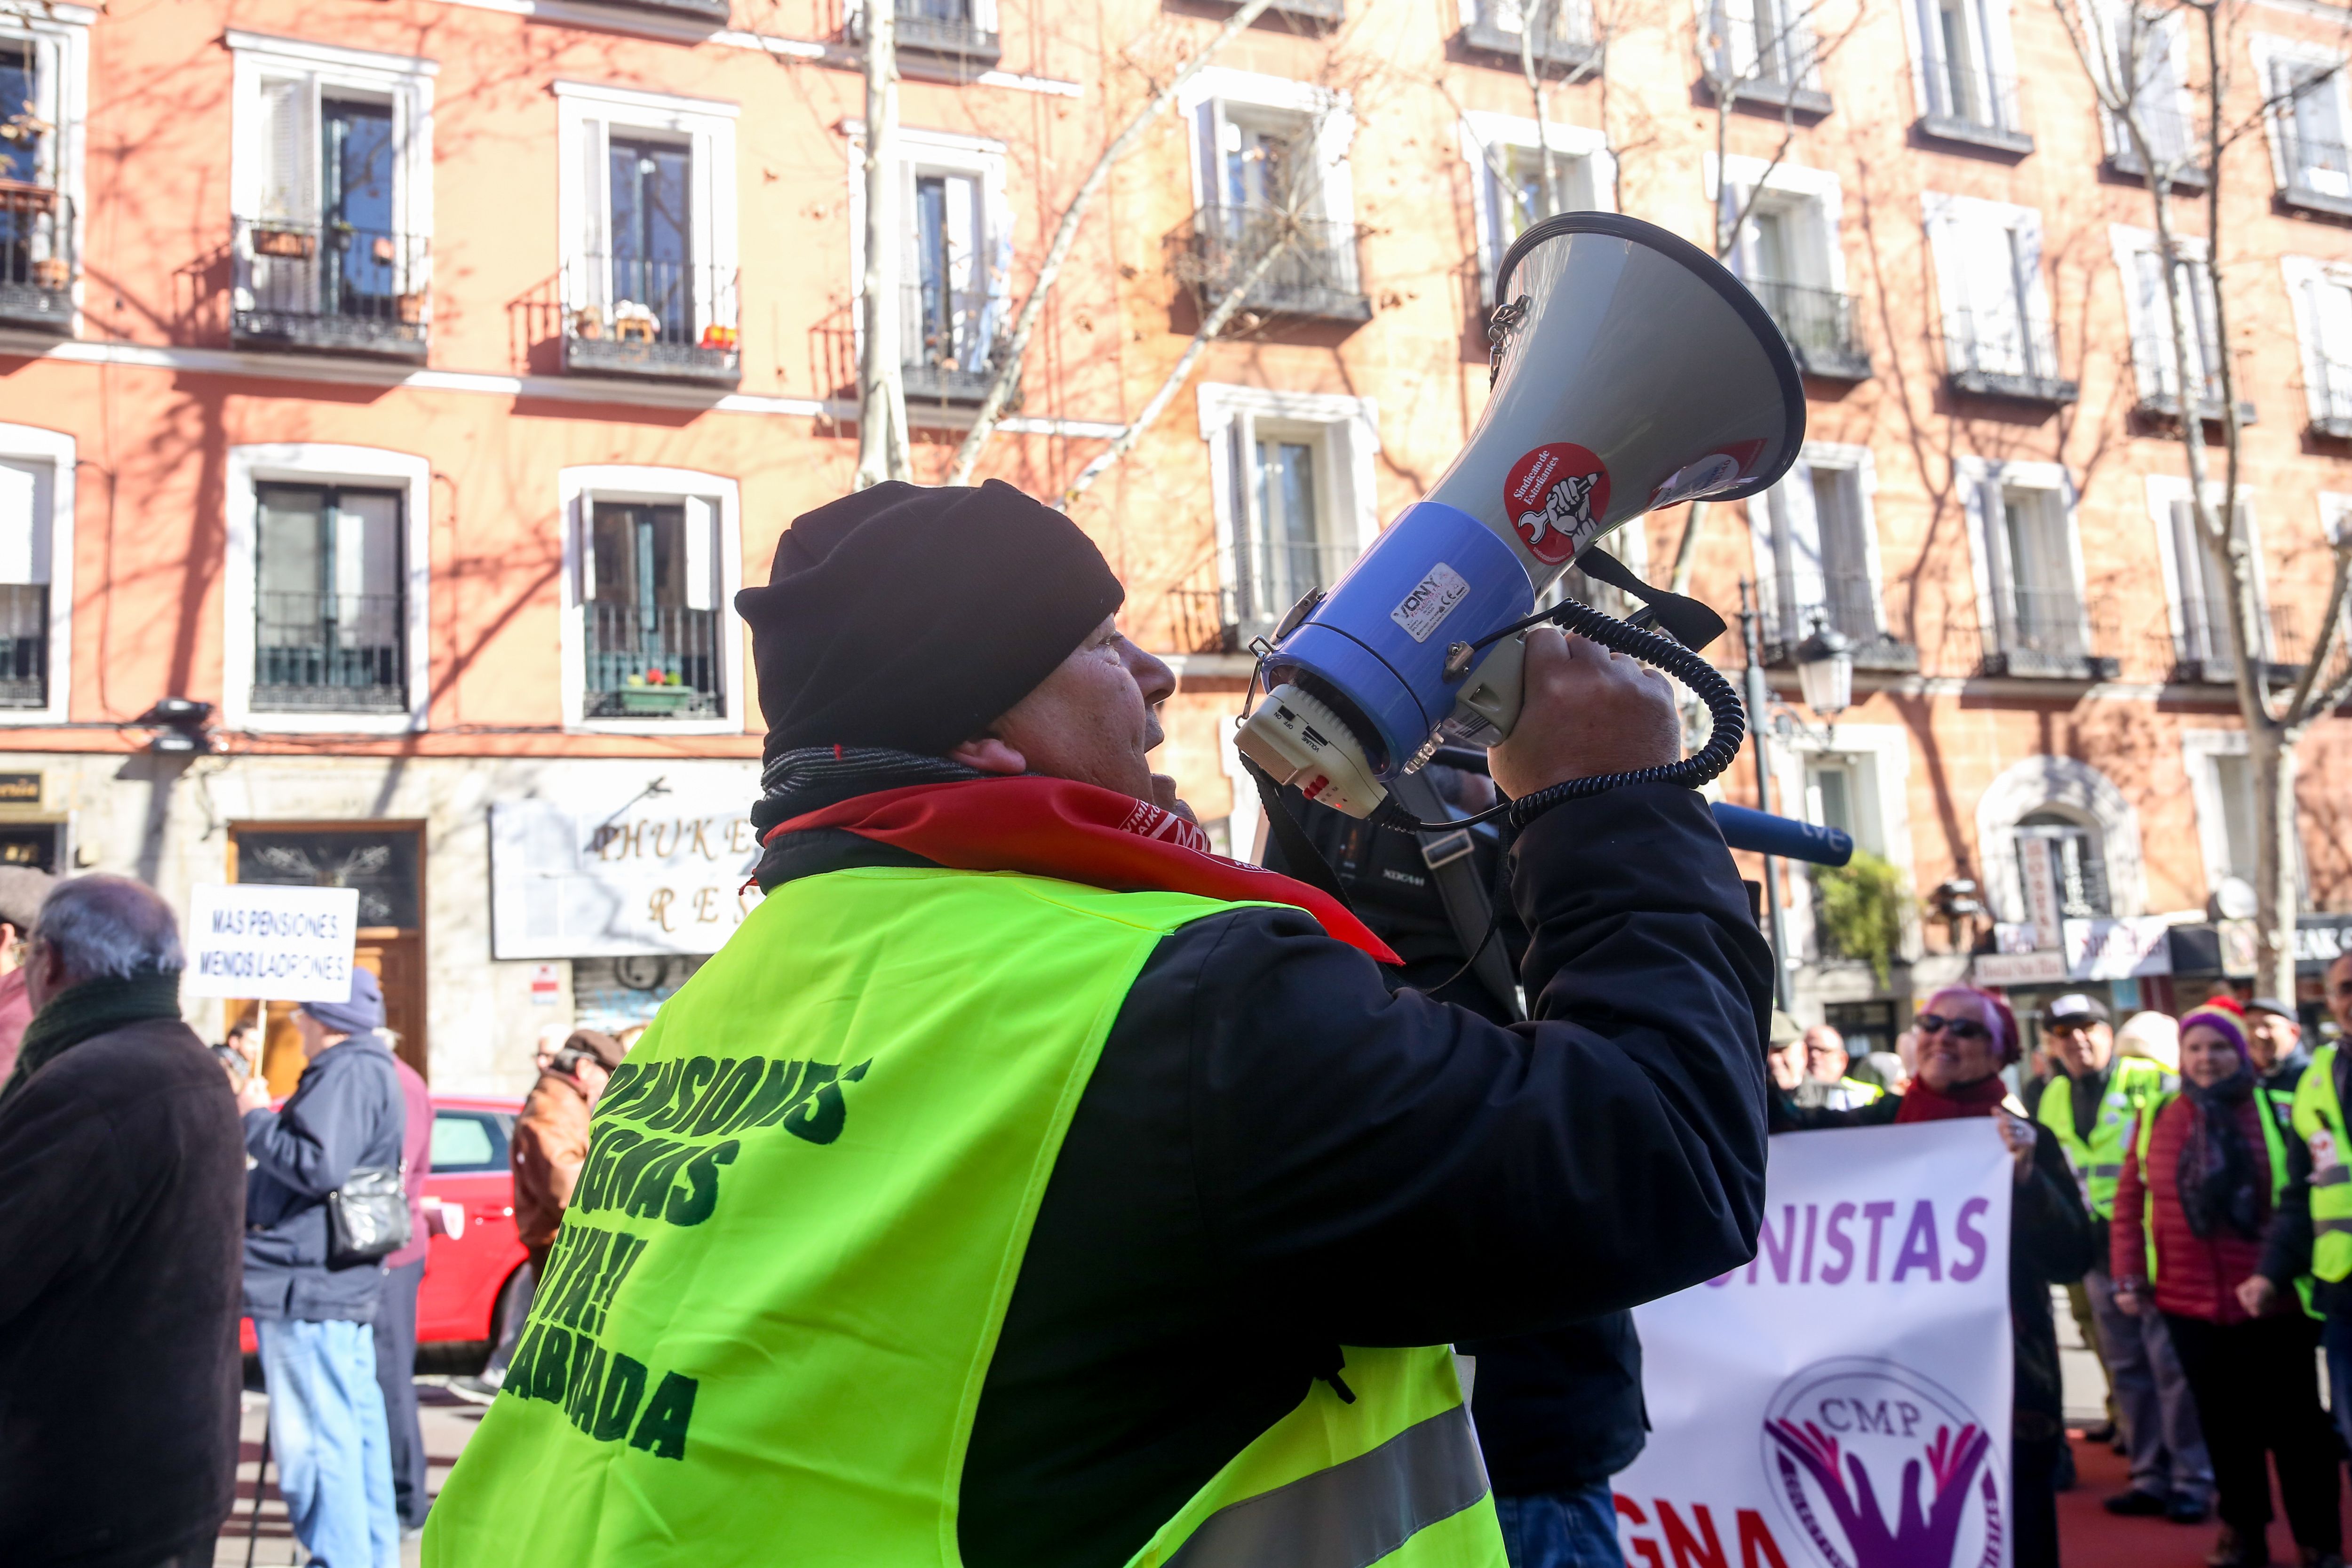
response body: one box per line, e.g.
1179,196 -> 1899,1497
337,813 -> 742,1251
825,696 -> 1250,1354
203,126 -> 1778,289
767,776 -> 1401,964
1894,1074 -> 2010,1123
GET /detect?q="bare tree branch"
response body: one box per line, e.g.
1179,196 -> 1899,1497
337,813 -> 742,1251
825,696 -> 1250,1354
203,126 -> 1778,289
941,0 -> 1283,487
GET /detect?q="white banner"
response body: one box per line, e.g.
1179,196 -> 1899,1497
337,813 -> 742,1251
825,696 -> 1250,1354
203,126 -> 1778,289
183,883 -> 362,1003
1612,1121 -> 2016,1568
489,789 -> 763,960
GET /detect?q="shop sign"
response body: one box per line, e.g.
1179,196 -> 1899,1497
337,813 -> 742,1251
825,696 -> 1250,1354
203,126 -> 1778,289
529,963 -> 562,1005
0,772 -> 40,804
183,883 -> 361,1002
2218,918 -> 2260,978
490,789 -> 763,960
1971,950 -> 2071,986
1993,921 -> 2044,955
2296,915 -> 2352,971
2060,915 -> 2175,980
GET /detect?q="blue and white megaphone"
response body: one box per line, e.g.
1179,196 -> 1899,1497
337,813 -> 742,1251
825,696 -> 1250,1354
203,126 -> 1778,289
1235,213 -> 1807,825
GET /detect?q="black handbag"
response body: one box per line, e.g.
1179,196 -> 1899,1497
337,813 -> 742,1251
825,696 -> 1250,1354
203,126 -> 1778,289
327,1164 -> 412,1267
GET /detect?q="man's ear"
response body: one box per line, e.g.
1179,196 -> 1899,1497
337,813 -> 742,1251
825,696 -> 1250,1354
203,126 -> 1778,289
948,736 -> 1027,776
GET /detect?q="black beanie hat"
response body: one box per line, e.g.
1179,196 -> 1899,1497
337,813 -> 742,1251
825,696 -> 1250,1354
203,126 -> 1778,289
736,479 -> 1126,758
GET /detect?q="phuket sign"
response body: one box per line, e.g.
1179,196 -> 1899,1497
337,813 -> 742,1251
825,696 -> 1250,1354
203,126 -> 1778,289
183,883 -> 362,1003
1613,1121 -> 2016,1568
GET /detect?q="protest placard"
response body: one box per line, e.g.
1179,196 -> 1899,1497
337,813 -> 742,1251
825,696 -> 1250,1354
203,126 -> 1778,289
1610,1120 -> 2016,1568
183,883 -> 362,1003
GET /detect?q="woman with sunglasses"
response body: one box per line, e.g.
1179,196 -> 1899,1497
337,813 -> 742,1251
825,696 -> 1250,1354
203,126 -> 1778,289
1776,985 -> 2094,1568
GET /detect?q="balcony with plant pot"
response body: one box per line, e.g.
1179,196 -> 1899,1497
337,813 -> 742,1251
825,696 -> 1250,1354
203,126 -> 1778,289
563,256 -> 741,387
0,186 -> 74,335
583,602 -> 723,719
232,217 -> 429,360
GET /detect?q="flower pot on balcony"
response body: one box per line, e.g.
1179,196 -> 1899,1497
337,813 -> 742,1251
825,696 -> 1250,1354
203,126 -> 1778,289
253,227 -> 316,260
570,305 -> 605,340
29,257 -> 69,291
397,291 -> 427,326
616,686 -> 700,714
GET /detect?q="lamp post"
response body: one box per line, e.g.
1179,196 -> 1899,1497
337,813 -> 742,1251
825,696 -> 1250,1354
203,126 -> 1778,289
1738,581 -> 1793,1011
1793,613 -> 1856,735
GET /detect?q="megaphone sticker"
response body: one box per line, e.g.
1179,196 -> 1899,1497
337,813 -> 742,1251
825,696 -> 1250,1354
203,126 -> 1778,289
1645,439 -> 1768,511
1504,442 -> 1610,565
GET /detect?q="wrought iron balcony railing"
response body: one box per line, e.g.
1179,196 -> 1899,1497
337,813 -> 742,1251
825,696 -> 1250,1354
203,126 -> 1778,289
2129,338 -> 2255,423
0,188 -> 74,335
563,256 -> 741,386
583,603 -> 722,719
900,283 -> 1012,404
1943,308 -> 2077,405
2308,355 -> 2352,440
852,0 -> 1002,68
0,584 -> 47,707
1460,0 -> 1599,69
605,0 -> 731,18
1982,585 -> 2119,680
2106,104 -> 2207,185
1761,573 -> 1918,672
1174,205 -> 1371,325
1705,7 -> 1830,114
2157,597 -> 2315,686
1916,64 -> 2033,154
1752,279 -> 1869,380
253,590 -> 406,711
2277,129 -> 2352,216
232,218 -> 429,360
1169,541 -> 1362,654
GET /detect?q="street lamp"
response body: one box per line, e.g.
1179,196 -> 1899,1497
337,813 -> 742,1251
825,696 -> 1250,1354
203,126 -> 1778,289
1793,613 -> 1855,731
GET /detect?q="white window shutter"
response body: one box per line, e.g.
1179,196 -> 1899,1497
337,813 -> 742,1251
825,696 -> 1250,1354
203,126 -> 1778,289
1199,102 -> 1228,208
578,115 -> 610,308
0,460 -> 45,587
334,492 -> 401,602
261,75 -> 320,224
1773,462 -> 1827,627
1718,0 -> 1760,78
682,497 -> 715,612
2314,279 -> 2352,416
2130,250 -> 2169,399
945,172 -> 979,369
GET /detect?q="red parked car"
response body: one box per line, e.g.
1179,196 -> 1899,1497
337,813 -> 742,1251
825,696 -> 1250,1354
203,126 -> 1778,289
242,1092 -> 530,1354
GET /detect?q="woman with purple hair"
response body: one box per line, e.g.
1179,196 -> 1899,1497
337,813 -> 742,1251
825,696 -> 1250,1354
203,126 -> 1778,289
2112,1006 -> 2341,1568
1774,984 -> 2095,1568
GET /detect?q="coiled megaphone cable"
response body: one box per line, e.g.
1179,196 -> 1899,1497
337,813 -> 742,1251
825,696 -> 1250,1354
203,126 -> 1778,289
1363,597 -> 1747,837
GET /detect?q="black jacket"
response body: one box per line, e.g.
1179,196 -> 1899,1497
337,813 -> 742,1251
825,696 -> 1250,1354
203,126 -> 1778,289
1775,1091 -> 2095,1439
1264,780 -> 1649,1495
0,1017 -> 246,1568
243,1031 -> 405,1322
764,782 -> 1772,1567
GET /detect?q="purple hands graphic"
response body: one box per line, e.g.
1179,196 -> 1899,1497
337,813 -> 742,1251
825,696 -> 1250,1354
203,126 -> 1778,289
1766,1418 -> 1992,1568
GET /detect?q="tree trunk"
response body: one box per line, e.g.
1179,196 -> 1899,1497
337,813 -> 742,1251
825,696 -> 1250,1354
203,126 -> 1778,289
2250,720 -> 2298,997
855,1 -> 910,490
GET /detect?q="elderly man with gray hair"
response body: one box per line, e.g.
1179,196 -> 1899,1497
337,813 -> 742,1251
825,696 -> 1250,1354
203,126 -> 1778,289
0,875 -> 245,1568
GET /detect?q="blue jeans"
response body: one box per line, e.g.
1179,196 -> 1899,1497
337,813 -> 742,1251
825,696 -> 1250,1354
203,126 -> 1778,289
1495,1479 -> 1621,1568
256,1316 -> 399,1568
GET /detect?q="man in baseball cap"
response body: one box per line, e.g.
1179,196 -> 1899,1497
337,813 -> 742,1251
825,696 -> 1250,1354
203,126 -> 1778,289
429,480 -> 1773,1568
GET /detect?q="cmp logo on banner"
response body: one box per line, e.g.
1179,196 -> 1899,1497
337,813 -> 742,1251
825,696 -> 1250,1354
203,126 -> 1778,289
1612,1121 -> 2015,1568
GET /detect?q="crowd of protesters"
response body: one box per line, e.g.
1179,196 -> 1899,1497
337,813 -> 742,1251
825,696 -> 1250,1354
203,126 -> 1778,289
0,867 -> 632,1568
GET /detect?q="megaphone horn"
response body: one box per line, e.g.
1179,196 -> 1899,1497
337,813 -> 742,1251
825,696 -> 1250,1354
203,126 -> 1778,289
1235,212 -> 1805,824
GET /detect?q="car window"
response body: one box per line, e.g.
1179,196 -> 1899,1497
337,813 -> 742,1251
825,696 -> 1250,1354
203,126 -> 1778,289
431,1110 -> 509,1174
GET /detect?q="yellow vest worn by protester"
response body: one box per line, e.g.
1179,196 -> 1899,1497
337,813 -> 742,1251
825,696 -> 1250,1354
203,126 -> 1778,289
2038,1056 -> 2175,1220
423,866 -> 1505,1568
2293,1044 -> 2352,1286
2128,1084 -> 2316,1317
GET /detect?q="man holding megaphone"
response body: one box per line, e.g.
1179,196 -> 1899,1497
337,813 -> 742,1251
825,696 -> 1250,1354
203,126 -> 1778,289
425,479 -> 1772,1568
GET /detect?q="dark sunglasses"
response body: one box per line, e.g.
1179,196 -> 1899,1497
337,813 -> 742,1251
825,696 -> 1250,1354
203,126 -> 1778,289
1915,1013 -> 1993,1042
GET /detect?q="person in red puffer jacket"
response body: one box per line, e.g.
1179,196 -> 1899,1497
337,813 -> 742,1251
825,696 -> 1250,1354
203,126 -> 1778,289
2113,1005 -> 2342,1568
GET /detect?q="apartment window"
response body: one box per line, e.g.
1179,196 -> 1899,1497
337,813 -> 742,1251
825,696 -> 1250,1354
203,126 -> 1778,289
858,0 -> 1003,71
560,468 -> 743,732
1760,455 -> 1883,651
251,485 -> 405,713
1962,462 -> 2111,679
1914,0 -> 2025,142
1186,385 -> 1377,653
230,36 -> 432,360
582,501 -> 720,721
1927,195 -> 2073,403
1180,71 -> 1367,324
558,83 -> 739,387
2121,240 -> 2225,413
2284,256 -> 2352,436
2102,5 -> 2196,176
904,163 -> 997,401
1723,164 -> 1865,379
1461,113 -> 1611,305
0,17 -> 79,336
0,430 -> 69,721
2265,47 -> 2352,210
1806,757 -> 1858,840
2017,810 -> 2112,918
1706,0 -> 1826,108
1461,0 -> 1598,66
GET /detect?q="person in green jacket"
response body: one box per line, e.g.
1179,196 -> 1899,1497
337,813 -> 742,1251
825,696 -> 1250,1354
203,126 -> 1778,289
422,480 -> 1774,1568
